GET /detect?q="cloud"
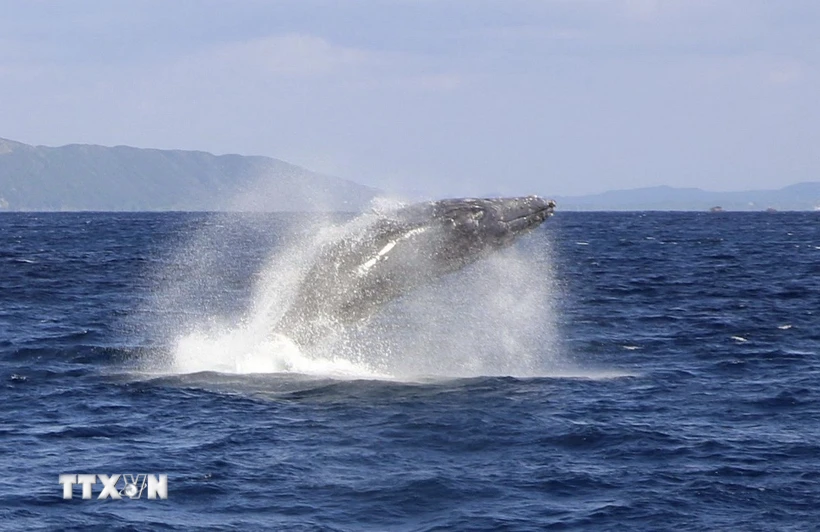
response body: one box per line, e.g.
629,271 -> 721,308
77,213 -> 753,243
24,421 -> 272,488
621,0 -> 662,21
768,58 -> 806,85
206,34 -> 373,79
145,32 -> 462,94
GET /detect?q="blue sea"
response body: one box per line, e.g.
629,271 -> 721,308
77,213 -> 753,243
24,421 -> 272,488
1,210 -> 819,530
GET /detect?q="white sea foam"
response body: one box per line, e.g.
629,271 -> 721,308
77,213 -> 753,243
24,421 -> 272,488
172,330 -> 385,379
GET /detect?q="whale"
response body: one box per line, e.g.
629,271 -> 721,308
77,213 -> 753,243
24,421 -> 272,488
274,195 -> 556,346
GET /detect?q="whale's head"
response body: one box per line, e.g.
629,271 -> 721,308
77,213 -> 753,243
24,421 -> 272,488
427,195 -> 555,248
359,195 -> 556,282
384,195 -> 554,263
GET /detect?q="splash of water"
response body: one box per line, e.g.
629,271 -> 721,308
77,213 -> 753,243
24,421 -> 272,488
139,199 -> 568,380
172,331 -> 387,378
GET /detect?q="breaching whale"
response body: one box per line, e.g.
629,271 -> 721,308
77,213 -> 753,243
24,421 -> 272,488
275,195 -> 556,346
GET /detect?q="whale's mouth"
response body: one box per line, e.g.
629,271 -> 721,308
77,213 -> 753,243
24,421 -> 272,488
494,196 -> 556,233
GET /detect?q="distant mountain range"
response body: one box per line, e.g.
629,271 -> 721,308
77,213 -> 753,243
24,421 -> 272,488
555,183 -> 820,211
0,138 -> 377,211
1,137 -> 818,211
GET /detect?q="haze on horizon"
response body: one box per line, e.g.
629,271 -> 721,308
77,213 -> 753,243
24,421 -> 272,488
1,0 -> 818,198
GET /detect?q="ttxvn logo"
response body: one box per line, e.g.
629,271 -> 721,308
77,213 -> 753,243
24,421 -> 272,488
59,474 -> 168,500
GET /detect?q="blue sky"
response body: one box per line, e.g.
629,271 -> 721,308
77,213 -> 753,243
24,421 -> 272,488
1,0 -> 818,196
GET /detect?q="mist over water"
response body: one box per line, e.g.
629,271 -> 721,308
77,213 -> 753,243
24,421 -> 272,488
138,199 -> 566,380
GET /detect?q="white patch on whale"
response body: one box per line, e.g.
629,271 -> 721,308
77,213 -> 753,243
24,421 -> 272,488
356,226 -> 428,276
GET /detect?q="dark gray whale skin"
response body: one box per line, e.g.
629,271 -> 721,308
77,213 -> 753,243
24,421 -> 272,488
275,196 -> 556,346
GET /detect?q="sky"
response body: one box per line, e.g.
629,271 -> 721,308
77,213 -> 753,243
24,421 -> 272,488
1,0 -> 818,197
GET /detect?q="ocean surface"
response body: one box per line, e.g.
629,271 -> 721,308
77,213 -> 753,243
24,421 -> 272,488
1,210 -> 819,530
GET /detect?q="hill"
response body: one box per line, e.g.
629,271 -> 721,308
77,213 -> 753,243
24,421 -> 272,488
0,138 -> 377,211
556,183 -> 820,211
